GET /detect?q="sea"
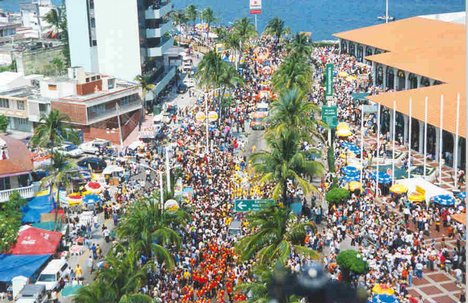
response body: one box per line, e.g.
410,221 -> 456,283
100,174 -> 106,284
1,0 -> 465,40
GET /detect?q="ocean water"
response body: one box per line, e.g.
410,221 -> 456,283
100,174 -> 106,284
1,0 -> 465,40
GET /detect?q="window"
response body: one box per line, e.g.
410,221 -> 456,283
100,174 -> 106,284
92,40 -> 97,46
90,18 -> 96,28
17,100 -> 25,110
16,118 -> 28,125
86,78 -> 90,83
0,177 -> 11,191
48,84 -> 57,91
39,103 -> 48,113
0,98 -> 9,108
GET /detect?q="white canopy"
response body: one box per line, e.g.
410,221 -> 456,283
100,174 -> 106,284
396,178 -> 453,202
102,165 -> 124,175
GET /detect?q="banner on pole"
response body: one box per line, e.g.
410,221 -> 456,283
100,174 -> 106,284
325,63 -> 334,99
321,105 -> 338,129
249,0 -> 262,14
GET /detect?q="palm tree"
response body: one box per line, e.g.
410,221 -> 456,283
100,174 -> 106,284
236,206 -> 318,266
200,7 -> 217,40
271,53 -> 312,93
134,75 -> 155,130
118,294 -> 153,303
266,88 -> 320,141
217,62 -> 243,117
117,194 -> 188,269
74,281 -> 114,303
195,50 -> 225,90
169,10 -> 188,29
287,33 -> 312,58
264,17 -> 289,43
221,31 -> 242,68
250,128 -> 323,204
43,8 -> 61,38
232,17 -> 257,58
185,4 -> 198,32
30,109 -> 79,149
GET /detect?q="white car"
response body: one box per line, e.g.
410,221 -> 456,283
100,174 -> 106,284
56,144 -> 83,158
35,259 -> 71,291
79,139 -> 111,155
16,284 -> 47,303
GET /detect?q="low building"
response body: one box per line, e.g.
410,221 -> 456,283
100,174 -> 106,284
0,135 -> 34,203
334,13 -> 466,172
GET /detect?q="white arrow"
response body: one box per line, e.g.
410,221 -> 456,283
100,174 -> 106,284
238,201 -> 246,210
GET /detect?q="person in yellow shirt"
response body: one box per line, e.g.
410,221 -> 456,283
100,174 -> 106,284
75,264 -> 83,281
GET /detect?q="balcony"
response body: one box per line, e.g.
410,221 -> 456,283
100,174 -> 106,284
0,185 -> 34,203
145,2 -> 171,19
147,37 -> 173,57
146,21 -> 172,38
87,99 -> 142,125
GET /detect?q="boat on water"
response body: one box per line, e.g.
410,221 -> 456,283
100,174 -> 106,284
377,15 -> 395,21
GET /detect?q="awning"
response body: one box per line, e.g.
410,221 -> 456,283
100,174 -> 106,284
0,254 -> 51,282
452,213 -> 466,225
9,226 -> 62,255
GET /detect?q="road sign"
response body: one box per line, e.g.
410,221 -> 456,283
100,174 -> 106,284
321,105 -> 338,129
325,64 -> 334,98
249,0 -> 262,14
234,199 -> 274,212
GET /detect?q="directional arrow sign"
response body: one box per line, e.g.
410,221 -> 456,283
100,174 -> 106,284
234,199 -> 274,212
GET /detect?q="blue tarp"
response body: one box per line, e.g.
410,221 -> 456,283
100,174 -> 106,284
0,254 -> 51,282
22,196 -> 54,223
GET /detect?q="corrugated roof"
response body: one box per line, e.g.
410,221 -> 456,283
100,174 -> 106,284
0,135 -> 33,177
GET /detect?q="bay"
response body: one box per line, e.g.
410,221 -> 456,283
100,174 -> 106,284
1,0 -> 465,40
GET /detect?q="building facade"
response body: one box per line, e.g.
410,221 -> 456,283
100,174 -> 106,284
66,0 -> 175,103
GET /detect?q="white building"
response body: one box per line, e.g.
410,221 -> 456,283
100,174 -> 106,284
66,0 -> 175,103
20,0 -> 55,39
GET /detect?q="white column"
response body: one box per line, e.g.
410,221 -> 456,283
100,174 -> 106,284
435,129 -> 440,161
429,79 -> 435,86
383,66 -> 387,89
375,103 -> 381,196
418,123 -> 424,154
372,62 -> 376,86
339,39 -> 342,54
438,95 -> 444,184
423,97 -> 428,179
403,116 -> 409,144
453,94 -> 460,184
417,75 -> 422,88
393,68 -> 398,90
404,72 -> 410,90
408,99 -> 413,179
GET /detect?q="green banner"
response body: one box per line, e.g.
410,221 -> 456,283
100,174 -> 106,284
234,199 -> 274,212
325,64 -> 334,98
321,105 -> 338,129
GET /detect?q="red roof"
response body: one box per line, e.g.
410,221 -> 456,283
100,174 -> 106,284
9,226 -> 62,255
0,135 -> 33,177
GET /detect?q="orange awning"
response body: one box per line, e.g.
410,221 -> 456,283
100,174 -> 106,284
452,213 -> 466,225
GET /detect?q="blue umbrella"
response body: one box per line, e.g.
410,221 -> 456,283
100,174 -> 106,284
372,294 -> 399,303
83,194 -> 101,205
341,142 -> 361,155
432,194 -> 455,207
457,192 -> 466,199
370,171 -> 392,184
342,166 -> 359,177
341,174 -> 360,183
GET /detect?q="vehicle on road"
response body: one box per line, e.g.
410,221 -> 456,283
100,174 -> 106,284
77,157 -> 107,173
250,112 -> 266,130
79,139 -> 111,155
16,284 -> 47,303
56,144 -> 83,158
255,102 -> 269,118
177,84 -> 188,94
35,259 -> 71,291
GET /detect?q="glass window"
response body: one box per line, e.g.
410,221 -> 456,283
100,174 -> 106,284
17,100 -> 25,110
0,98 -> 10,108
39,103 -> 48,112
48,84 -> 57,91
0,177 -> 11,191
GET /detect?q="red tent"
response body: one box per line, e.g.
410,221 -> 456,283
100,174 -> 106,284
9,226 -> 62,255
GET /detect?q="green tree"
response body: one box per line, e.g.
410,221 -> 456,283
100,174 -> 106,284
336,250 -> 369,283
185,4 -> 198,31
271,53 -> 312,93
43,8 -> 61,37
232,17 -> 257,59
51,58 -> 65,75
30,109 -> 79,149
287,33 -> 312,58
250,128 -> 323,204
3,191 -> 27,214
134,75 -> 155,129
325,188 -> 350,205
221,31 -> 242,68
169,10 -> 188,28
236,206 -> 318,266
117,194 -> 188,269
0,114 -> 8,133
264,17 -> 289,43
200,7 -> 217,40
195,50 -> 225,90
0,192 -> 25,252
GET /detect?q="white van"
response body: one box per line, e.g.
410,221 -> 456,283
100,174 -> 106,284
16,284 -> 47,303
35,259 -> 71,291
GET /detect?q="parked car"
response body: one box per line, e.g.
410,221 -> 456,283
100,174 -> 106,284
250,112 -> 266,130
77,157 -> 107,173
56,144 -> 83,158
255,102 -> 269,118
35,259 -> 71,291
177,84 -> 188,94
16,284 -> 47,303
79,139 -> 111,155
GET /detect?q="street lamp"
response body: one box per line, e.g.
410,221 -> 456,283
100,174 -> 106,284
192,87 -> 222,153
137,163 -> 164,208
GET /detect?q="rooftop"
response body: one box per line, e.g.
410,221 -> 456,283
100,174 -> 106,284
335,16 -> 466,137
0,135 -> 33,177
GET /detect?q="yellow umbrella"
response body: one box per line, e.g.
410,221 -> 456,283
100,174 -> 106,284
343,181 -> 362,192
372,284 -> 395,295
346,75 -> 357,82
390,184 -> 408,194
408,192 -> 425,202
337,122 -> 350,130
336,128 -> 353,137
338,71 -> 349,77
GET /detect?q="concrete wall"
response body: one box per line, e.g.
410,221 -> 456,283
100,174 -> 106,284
94,0 -> 142,82
14,46 -> 67,76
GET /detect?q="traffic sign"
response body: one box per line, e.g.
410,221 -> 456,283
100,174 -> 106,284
321,105 -> 338,129
234,199 -> 274,212
325,64 -> 334,98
